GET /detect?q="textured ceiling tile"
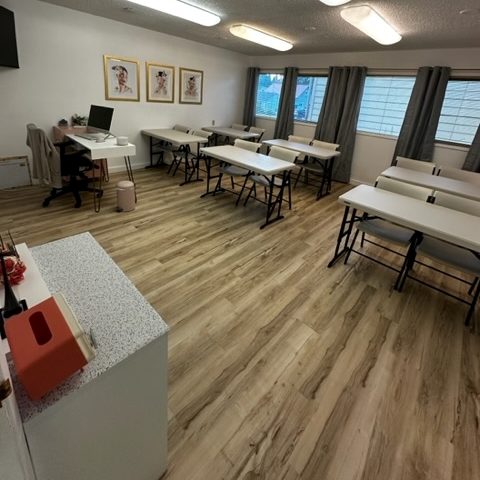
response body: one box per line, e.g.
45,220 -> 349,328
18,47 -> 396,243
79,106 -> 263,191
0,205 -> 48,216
40,0 -> 480,55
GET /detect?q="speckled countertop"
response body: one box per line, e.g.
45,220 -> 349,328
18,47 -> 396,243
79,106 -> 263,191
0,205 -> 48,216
13,232 -> 169,423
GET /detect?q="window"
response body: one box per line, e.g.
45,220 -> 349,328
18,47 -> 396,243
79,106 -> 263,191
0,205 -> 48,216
255,73 -> 327,122
357,76 -> 415,136
255,73 -> 284,118
436,80 -> 480,145
294,76 -> 327,122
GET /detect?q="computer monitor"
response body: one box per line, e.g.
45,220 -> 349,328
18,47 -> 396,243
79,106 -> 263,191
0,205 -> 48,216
87,105 -> 114,135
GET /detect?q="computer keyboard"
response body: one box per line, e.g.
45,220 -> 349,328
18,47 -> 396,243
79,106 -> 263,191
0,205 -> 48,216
76,133 -> 104,141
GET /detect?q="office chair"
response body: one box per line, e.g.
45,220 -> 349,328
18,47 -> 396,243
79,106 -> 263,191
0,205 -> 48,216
26,124 -> 101,209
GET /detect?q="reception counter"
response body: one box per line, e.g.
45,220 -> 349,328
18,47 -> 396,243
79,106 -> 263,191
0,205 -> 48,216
6,232 -> 169,480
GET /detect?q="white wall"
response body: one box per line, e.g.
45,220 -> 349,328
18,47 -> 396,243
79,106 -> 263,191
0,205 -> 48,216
0,0 -> 248,171
251,48 -> 479,184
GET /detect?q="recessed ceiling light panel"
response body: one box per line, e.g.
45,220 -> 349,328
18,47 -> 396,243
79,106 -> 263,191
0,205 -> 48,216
340,5 -> 402,45
319,0 -> 351,6
127,0 -> 220,27
229,25 -> 293,51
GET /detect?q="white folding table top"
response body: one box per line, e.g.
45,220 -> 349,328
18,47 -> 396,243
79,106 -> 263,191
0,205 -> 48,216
263,139 -> 341,160
141,128 -> 209,146
339,184 -> 480,252
380,166 -> 480,202
202,126 -> 259,140
66,135 -> 136,160
201,145 -> 295,176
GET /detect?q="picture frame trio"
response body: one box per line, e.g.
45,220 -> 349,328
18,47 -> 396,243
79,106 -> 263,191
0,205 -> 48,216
103,55 -> 203,104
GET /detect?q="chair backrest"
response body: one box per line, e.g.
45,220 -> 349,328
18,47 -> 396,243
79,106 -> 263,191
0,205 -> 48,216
234,138 -> 260,152
437,167 -> 480,186
268,146 -> 299,163
375,176 -> 433,201
191,129 -> 212,139
311,139 -> 340,151
26,123 -> 62,188
395,156 -> 436,174
231,123 -> 247,131
433,191 -> 480,217
173,124 -> 191,133
248,126 -> 266,142
287,135 -> 311,145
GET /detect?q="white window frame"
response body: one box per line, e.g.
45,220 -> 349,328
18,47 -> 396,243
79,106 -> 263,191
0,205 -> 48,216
435,76 -> 480,147
356,74 -> 416,138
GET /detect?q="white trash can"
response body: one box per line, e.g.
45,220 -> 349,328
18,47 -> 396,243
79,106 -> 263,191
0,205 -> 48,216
116,180 -> 135,212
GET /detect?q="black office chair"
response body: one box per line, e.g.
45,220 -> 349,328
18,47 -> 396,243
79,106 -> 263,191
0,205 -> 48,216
26,124 -> 102,208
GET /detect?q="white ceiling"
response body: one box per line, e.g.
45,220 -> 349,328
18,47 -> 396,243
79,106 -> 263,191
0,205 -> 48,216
41,0 -> 480,56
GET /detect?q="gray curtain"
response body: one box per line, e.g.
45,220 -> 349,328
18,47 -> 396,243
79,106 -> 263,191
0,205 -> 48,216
314,66 -> 367,183
462,122 -> 480,172
392,66 -> 450,164
242,67 -> 260,127
273,67 -> 298,139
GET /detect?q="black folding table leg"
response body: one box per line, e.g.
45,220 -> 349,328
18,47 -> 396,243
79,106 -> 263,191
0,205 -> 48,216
213,172 -> 224,195
124,155 -> 137,202
259,171 -> 289,229
327,206 -> 357,267
465,279 -> 480,327
149,136 -> 153,167
235,173 -> 251,206
200,158 -> 223,198
326,158 -> 334,192
395,232 -> 423,292
201,157 -> 212,197
183,147 -> 189,185
260,177 -> 277,229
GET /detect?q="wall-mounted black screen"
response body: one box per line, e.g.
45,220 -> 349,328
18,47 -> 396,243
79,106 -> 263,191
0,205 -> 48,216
0,7 -> 19,68
87,105 -> 114,133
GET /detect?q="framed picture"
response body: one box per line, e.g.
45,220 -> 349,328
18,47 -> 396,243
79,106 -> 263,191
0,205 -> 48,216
146,63 -> 175,103
103,54 -> 140,101
179,68 -> 203,104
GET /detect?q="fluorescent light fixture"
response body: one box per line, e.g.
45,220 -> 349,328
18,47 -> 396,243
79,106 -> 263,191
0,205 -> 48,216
319,0 -> 351,6
340,5 -> 401,45
229,25 -> 293,51
127,0 -> 220,27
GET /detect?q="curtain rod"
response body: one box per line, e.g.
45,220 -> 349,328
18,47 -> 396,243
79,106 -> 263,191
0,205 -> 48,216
258,67 -> 480,77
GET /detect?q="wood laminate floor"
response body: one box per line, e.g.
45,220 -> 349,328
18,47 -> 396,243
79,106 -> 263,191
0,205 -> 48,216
1,167 -> 479,480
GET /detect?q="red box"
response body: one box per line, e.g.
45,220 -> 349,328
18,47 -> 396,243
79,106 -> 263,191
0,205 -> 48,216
5,293 -> 95,400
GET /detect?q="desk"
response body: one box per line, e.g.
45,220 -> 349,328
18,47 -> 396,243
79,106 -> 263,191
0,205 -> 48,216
141,128 -> 209,185
3,233 -> 168,480
380,166 -> 480,202
202,126 -> 259,145
263,139 -> 341,199
200,145 -> 295,229
52,126 -> 109,182
327,184 -> 480,267
67,135 -> 137,210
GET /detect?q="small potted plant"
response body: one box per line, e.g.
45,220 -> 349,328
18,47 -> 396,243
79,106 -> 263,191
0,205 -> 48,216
71,114 -> 88,127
